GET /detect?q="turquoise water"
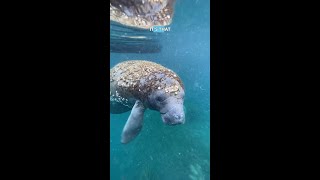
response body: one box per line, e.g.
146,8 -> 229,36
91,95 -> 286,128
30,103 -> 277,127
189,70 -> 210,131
110,0 -> 210,179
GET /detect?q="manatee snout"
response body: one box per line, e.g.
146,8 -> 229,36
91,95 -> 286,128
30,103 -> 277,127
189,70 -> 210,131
161,105 -> 185,125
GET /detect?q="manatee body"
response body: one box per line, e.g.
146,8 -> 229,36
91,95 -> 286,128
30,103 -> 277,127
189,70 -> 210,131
110,0 -> 176,29
110,60 -> 185,144
110,0 -> 177,53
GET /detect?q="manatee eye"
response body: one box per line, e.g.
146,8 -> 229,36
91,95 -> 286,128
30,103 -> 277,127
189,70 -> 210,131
156,95 -> 166,102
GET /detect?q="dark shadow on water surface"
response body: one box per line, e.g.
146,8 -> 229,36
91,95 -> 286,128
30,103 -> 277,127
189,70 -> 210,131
110,21 -> 163,53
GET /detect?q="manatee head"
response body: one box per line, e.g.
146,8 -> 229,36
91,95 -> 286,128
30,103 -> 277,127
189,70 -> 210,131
147,84 -> 185,125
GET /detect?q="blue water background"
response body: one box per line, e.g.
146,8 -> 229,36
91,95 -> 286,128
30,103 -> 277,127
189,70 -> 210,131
110,0 -> 210,179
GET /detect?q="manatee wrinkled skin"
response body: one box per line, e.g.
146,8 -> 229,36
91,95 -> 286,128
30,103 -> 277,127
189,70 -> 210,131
110,60 -> 185,144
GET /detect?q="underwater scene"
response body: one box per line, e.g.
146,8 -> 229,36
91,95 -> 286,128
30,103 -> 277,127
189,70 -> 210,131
110,0 -> 210,179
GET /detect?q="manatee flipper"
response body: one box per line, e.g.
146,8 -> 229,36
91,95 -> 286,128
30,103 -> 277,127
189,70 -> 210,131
121,100 -> 145,144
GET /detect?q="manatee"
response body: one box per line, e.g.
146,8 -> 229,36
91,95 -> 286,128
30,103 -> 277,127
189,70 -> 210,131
110,0 -> 176,29
110,60 -> 185,144
110,0 -> 176,53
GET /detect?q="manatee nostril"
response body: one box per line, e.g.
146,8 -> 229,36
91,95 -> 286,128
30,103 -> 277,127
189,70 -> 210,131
172,114 -> 185,124
174,114 -> 184,119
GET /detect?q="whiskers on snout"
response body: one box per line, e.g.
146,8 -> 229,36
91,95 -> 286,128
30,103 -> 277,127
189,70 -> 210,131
162,113 -> 185,126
